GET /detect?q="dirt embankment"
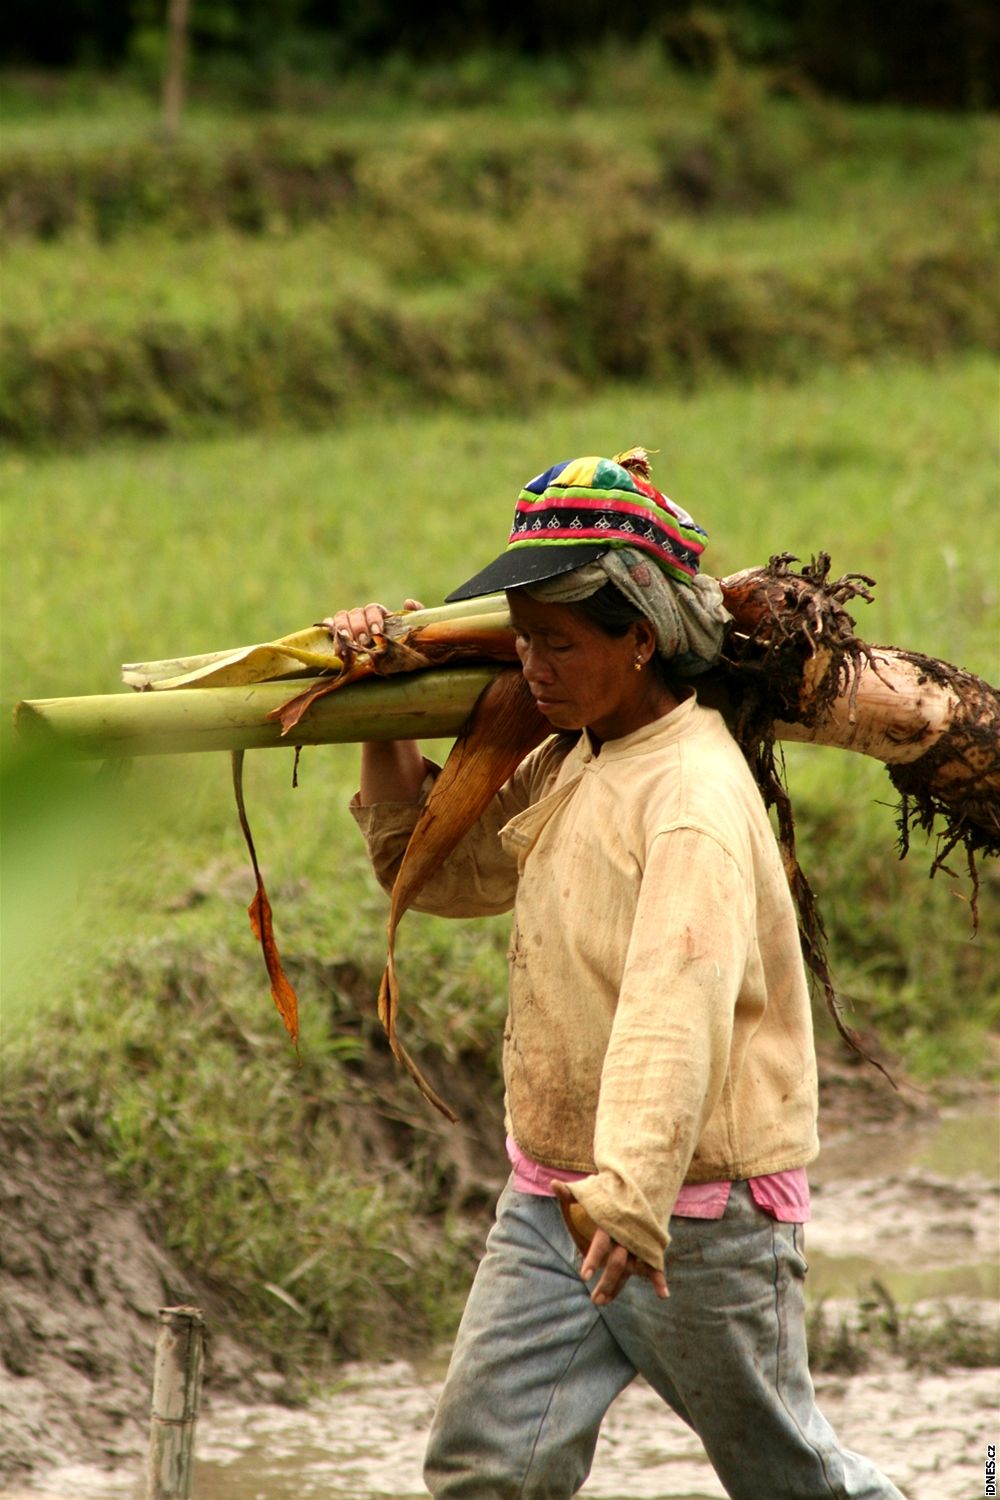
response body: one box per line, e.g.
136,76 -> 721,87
0,1118 -> 275,1486
0,1055 -> 994,1489
0,1029 -> 510,1489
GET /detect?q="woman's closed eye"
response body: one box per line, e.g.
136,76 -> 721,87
516,632 -> 573,654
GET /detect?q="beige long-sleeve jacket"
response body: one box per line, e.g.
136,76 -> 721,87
351,695 -> 819,1269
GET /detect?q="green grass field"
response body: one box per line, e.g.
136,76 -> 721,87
3,69 -> 996,444
3,359 -> 997,1366
5,102 -> 994,330
4,357 -> 996,701
1,65 -> 998,1365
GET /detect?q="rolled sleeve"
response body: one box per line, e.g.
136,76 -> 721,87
349,743 -> 568,919
571,826 -> 751,1268
349,763 -> 439,895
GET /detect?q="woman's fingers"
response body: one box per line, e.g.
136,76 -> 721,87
588,1242 -> 633,1305
322,600 -> 426,656
557,1194 -> 668,1305
551,1180 -> 599,1256
588,1244 -> 668,1304
322,602 -> 390,656
634,1261 -> 670,1300
352,603 -> 389,645
580,1229 -> 630,1304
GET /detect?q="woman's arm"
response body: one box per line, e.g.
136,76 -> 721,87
570,827 -> 749,1271
359,738 -> 426,806
324,598 -> 426,806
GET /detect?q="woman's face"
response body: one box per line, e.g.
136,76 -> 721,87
507,590 -> 667,744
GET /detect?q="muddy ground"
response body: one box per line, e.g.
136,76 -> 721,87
0,1062 -> 996,1495
0,1116 -> 280,1486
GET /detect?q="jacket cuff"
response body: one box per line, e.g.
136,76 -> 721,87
348,764 -> 439,888
568,1174 -> 670,1272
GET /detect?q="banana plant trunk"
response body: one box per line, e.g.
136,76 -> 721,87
13,552 -> 998,1114
16,556 -> 999,855
14,669 -> 497,758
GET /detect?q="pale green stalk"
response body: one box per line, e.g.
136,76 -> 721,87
16,668 -> 502,759
121,597 -> 510,689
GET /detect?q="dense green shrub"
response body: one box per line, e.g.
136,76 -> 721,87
0,124 -> 802,243
3,86 -> 995,446
0,138 -> 360,241
5,4 -> 997,109
3,234 -> 997,446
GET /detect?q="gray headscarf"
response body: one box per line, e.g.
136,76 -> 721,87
525,548 -> 731,677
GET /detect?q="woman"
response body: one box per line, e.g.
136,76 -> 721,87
335,452 -> 904,1499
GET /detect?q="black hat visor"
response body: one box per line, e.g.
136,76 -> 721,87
445,543 -> 610,603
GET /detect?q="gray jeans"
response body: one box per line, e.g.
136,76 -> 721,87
425,1179 -> 905,1500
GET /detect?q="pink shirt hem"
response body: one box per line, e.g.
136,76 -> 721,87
505,1135 -> 810,1224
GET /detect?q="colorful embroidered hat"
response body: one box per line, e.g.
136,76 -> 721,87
445,449 -> 707,602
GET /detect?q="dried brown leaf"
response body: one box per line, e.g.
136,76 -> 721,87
232,751 -> 300,1049
379,669 -> 548,1119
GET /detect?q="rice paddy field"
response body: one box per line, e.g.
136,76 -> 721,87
1,57 -> 998,1367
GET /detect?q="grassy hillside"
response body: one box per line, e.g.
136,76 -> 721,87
4,354 -> 997,1363
1,65 -> 997,1367
2,68 -> 997,443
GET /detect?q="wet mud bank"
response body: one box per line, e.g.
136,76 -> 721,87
6,1356 -> 998,1500
1,1067 -> 996,1498
188,1358 -> 999,1500
0,1118 -> 280,1488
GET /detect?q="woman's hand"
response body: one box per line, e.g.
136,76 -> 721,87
551,1180 -> 668,1306
322,598 -> 427,805
322,599 -> 424,663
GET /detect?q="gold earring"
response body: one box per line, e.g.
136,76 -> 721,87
633,654 -> 644,672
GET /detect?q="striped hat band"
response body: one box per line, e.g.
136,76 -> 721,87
445,452 -> 707,603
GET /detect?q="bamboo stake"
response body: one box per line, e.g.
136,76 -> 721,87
146,1306 -> 204,1500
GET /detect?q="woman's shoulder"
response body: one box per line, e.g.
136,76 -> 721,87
635,703 -> 767,835
527,730 -> 581,787
506,730 -> 581,806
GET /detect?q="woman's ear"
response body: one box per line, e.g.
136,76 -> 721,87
633,617 -> 657,663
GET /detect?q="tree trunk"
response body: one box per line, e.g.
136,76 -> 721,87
161,0 -> 192,144
715,555 -> 1000,860
777,646 -> 1000,837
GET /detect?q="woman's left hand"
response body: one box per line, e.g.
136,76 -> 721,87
551,1181 -> 669,1306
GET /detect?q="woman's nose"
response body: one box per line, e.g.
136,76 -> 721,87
518,642 -> 553,685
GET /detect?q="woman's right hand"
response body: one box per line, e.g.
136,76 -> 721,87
323,599 -> 428,803
322,599 -> 424,663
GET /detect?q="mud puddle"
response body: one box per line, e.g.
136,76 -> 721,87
6,1359 -> 998,1500
5,1101 -> 997,1500
804,1103 -> 998,1303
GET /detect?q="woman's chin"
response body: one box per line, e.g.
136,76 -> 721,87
541,709 -> 586,733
